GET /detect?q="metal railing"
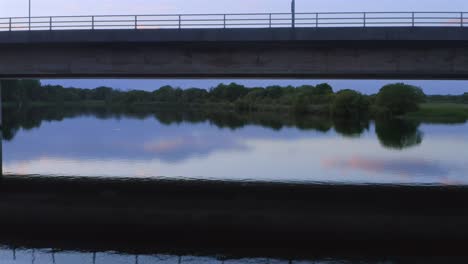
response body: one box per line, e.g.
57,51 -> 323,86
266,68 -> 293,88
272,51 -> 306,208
0,12 -> 466,31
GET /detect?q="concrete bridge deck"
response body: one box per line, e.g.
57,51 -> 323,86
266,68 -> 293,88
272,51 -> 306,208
1,27 -> 468,79
1,175 -> 468,256
2,27 -> 468,44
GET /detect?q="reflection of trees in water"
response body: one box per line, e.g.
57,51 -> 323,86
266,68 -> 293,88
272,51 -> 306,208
375,118 -> 423,150
333,118 -> 370,137
295,117 -> 333,132
2,106 -> 118,141
2,106 -> 424,150
2,106 -> 335,141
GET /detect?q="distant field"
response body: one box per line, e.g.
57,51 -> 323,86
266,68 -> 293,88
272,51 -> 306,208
406,103 -> 468,123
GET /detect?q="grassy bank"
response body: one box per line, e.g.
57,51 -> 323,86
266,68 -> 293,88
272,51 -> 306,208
2,100 -> 329,115
405,103 -> 468,123
3,101 -> 468,124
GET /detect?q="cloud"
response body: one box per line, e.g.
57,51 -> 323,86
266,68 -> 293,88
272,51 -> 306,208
322,156 -> 453,178
144,138 -> 186,153
141,135 -> 249,162
4,0 -> 468,18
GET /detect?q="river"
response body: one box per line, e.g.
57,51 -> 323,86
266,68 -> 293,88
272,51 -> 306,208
3,106 -> 468,185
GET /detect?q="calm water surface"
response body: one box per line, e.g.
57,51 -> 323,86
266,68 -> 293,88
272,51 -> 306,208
3,107 -> 468,185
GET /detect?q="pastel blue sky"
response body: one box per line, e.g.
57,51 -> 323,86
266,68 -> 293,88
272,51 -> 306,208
1,0 -> 468,17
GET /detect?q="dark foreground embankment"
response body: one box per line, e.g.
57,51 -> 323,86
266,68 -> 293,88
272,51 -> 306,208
0,175 -> 468,258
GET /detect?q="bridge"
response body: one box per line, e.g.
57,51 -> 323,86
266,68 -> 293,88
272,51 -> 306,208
0,11 -> 468,79
2,11 -> 468,257
1,175 -> 468,257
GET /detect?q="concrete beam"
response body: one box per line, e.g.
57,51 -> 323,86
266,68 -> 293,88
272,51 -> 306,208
2,27 -> 468,44
2,175 -> 468,253
0,81 -> 2,177
1,27 -> 468,79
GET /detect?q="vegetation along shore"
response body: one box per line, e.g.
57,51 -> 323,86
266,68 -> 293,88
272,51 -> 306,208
1,80 -> 467,122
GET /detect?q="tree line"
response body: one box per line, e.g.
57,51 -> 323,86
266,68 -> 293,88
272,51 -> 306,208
1,79 -> 467,117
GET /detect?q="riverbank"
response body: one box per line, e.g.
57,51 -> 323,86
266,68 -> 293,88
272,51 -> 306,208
3,101 -> 467,124
404,103 -> 468,123
2,100 -> 329,114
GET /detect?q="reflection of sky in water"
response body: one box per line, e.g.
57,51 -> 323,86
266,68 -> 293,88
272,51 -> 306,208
3,116 -> 468,185
322,157 -> 457,184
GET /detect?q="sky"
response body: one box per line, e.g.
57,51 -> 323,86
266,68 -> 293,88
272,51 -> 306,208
2,0 -> 468,94
2,0 -> 468,17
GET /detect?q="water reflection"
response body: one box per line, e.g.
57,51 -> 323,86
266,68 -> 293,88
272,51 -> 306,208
323,157 -> 453,178
3,106 -> 421,148
3,106 -> 468,185
2,106 -> 337,139
333,118 -> 370,138
375,118 -> 423,149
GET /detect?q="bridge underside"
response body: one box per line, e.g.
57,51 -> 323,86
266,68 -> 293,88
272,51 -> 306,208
1,175 -> 468,255
1,27 -> 468,79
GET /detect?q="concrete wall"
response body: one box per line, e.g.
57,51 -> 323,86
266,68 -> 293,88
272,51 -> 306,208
1,27 -> 468,79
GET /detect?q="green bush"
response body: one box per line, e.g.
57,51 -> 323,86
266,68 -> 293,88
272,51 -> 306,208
234,99 -> 251,112
331,89 -> 369,117
375,83 -> 426,116
462,93 -> 468,104
296,83 -> 334,104
292,95 -> 310,115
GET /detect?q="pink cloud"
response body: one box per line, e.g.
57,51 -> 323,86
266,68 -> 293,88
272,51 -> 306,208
322,156 -> 453,179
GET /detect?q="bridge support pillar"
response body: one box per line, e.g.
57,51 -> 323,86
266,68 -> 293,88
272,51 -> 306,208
0,80 -> 2,177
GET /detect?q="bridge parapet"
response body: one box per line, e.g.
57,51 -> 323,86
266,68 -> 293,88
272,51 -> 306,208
0,11 -> 467,31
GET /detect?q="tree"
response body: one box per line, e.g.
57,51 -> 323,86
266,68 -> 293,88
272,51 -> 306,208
297,83 -> 334,104
92,86 -> 114,100
124,90 -> 152,104
315,83 -> 334,95
292,94 -> 309,114
210,83 -> 248,102
1,79 -> 41,104
234,99 -> 251,112
264,85 -> 284,99
153,85 -> 178,102
182,88 -> 208,103
244,88 -> 266,102
1,80 -> 23,103
297,83 -> 333,96
331,89 -> 369,117
375,83 -> 426,116
462,93 -> 468,104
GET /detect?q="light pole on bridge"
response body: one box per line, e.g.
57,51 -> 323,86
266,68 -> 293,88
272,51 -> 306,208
29,0 -> 31,30
291,0 -> 296,28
